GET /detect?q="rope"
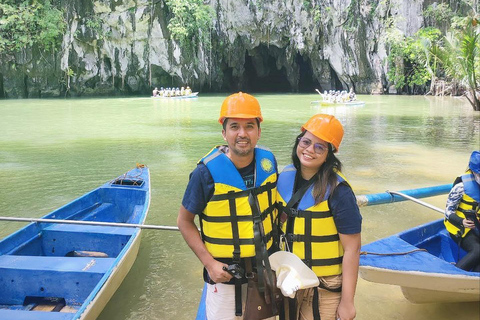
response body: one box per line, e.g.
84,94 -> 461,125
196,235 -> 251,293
360,248 -> 427,256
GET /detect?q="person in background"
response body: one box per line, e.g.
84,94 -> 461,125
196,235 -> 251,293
177,92 -> 278,319
152,87 -> 158,97
444,150 -> 480,272
277,114 -> 362,320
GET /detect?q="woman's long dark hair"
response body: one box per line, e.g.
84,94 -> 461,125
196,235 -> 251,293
292,131 -> 342,204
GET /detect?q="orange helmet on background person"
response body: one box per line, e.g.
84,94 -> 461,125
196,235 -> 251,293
218,92 -> 263,124
301,114 -> 344,152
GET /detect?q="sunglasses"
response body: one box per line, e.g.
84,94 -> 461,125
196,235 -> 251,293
297,137 -> 328,154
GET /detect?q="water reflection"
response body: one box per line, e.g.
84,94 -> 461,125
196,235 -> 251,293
0,94 -> 478,319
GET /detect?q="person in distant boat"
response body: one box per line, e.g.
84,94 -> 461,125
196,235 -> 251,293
444,150 -> 480,272
177,92 -> 278,319
152,87 -> 159,97
185,86 -> 192,95
348,88 -> 356,102
276,114 -> 362,320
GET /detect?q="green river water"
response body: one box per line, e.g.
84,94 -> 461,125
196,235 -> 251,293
0,94 -> 479,319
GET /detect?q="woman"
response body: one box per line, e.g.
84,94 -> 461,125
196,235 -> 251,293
444,150 -> 480,272
277,114 -> 362,320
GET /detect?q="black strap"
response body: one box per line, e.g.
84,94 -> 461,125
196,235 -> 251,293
310,256 -> 343,267
249,192 -> 268,293
288,297 -> 296,320
286,209 -> 332,219
286,175 -> 317,209
229,197 -> 241,263
312,288 -> 321,320
234,278 -> 242,316
304,211 -> 313,268
318,281 -> 342,292
285,234 -> 340,243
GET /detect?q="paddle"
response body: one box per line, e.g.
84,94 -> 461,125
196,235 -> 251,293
356,183 -> 452,207
386,190 -> 444,214
389,190 -> 480,235
0,216 -> 181,231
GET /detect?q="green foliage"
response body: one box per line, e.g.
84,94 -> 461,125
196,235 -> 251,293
165,0 -> 214,51
424,3 -> 454,27
0,0 -> 65,55
84,15 -> 111,40
437,17 -> 480,92
385,27 -> 443,90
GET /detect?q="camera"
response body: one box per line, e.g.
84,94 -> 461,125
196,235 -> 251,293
223,264 -> 244,279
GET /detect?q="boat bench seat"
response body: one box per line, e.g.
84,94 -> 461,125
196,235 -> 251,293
0,255 -> 115,273
0,309 -> 75,320
45,223 -> 136,236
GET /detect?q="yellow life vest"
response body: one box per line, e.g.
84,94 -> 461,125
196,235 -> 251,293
277,164 -> 348,277
200,146 -> 278,259
444,172 -> 480,238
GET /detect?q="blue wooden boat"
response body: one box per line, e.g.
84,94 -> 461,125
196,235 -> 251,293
360,218 -> 480,303
0,166 -> 150,319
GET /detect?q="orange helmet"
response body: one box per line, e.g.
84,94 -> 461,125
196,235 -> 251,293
301,114 -> 344,152
218,92 -> 263,124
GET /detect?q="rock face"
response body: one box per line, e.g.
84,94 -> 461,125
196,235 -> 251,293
0,0 -> 428,98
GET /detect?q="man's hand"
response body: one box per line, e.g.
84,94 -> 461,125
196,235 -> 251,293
206,260 -> 233,283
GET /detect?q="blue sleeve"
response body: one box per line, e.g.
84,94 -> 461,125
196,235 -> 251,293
329,183 -> 362,234
181,164 -> 215,215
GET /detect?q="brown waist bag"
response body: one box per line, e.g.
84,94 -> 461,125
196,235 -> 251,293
244,269 -> 283,320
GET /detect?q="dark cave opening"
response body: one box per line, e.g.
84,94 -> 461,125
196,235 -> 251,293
297,53 -> 320,93
244,52 -> 291,93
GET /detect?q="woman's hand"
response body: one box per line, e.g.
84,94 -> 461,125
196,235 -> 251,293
462,218 -> 476,229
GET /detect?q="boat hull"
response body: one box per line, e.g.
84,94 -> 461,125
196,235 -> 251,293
359,219 -> 480,303
0,166 -> 150,319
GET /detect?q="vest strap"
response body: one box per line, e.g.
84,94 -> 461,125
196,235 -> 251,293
286,208 -> 332,219
285,233 -> 340,243
309,256 -> 343,267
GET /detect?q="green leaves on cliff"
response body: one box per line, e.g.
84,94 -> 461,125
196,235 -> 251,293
165,0 -> 214,49
385,27 -> 442,90
0,0 -> 65,54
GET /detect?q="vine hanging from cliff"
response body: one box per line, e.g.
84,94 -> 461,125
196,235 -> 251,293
164,0 -> 214,53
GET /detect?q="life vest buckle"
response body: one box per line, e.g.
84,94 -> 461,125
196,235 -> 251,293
288,208 -> 299,217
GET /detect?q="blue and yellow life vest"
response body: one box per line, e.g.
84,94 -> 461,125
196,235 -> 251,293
277,164 -> 348,277
200,146 -> 277,259
444,171 -> 480,238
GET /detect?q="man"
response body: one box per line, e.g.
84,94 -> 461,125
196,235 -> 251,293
444,150 -> 480,272
177,92 -> 278,319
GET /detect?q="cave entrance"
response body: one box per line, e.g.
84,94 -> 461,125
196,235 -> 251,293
244,45 -> 291,93
297,53 -> 320,93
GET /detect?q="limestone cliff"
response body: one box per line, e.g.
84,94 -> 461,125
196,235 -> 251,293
0,0 -> 431,98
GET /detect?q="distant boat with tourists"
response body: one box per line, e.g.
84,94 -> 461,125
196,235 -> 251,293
312,89 -> 365,107
152,92 -> 199,99
151,86 -> 198,99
